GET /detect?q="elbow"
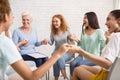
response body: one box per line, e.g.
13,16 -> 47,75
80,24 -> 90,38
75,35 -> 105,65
104,62 -> 112,69
104,65 -> 111,69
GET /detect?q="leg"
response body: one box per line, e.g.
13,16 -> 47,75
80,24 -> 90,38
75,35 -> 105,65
35,58 -> 43,67
22,54 -> 35,61
41,57 -> 48,64
35,57 -> 48,67
58,53 -> 72,79
80,59 -> 95,66
72,65 -> 99,80
80,65 -> 99,74
53,61 -> 60,80
70,55 -> 83,76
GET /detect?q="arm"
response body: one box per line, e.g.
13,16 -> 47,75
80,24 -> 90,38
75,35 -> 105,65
69,34 -> 80,43
48,32 -> 54,45
68,45 -> 112,69
77,49 -> 112,69
11,44 -> 70,80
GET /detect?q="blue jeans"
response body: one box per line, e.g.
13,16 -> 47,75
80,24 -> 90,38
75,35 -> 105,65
53,53 -> 72,77
70,55 -> 95,76
22,54 -> 48,67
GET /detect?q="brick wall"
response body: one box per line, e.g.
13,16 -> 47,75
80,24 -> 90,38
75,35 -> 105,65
10,0 -> 114,56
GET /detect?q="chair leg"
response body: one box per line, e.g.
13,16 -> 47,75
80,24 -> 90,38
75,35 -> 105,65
46,70 -> 49,80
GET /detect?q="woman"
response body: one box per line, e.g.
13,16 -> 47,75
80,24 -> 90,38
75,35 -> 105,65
12,11 -> 48,67
0,0 -> 73,80
70,12 -> 106,78
71,9 -> 120,80
48,14 -> 75,80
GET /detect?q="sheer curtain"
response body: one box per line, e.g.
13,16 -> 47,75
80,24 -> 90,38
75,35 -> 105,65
114,0 -> 120,9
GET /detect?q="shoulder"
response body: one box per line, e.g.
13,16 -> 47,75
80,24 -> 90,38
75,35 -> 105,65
111,33 -> 120,40
13,28 -> 21,34
96,29 -> 104,33
66,30 -> 71,34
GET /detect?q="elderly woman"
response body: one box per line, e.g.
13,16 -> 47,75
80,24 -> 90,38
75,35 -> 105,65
12,11 -> 48,67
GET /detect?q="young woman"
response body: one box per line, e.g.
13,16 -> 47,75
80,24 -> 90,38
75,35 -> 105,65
0,0 -> 73,80
71,9 -> 120,80
69,12 -> 106,78
48,14 -> 75,80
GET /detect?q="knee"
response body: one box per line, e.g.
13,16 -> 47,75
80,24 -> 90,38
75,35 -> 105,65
74,66 -> 81,72
73,66 -> 85,75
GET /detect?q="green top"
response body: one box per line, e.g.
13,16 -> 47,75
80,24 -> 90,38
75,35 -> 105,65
78,29 -> 106,56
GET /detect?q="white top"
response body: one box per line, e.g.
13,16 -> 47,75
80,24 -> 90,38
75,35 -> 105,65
0,33 -> 22,80
101,33 -> 120,70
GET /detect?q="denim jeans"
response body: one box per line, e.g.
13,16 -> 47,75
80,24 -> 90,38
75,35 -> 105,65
22,54 -> 48,67
70,55 -> 95,76
53,53 -> 72,77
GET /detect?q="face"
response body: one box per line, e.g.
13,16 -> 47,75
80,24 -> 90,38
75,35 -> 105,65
52,17 -> 61,29
105,13 -> 119,33
83,15 -> 89,27
22,15 -> 32,27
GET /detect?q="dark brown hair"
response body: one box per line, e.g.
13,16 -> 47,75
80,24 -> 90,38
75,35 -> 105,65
0,0 -> 11,24
110,9 -> 120,19
82,12 -> 100,34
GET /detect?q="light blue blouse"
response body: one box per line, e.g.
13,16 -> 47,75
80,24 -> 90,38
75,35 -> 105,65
12,28 -> 42,55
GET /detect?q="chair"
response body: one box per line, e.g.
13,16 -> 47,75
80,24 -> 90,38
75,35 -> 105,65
26,52 -> 50,80
65,54 -> 75,78
107,56 -> 120,80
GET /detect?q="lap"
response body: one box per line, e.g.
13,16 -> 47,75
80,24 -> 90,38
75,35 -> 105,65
90,69 -> 109,80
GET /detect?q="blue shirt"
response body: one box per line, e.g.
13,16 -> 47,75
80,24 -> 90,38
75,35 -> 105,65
12,28 -> 42,55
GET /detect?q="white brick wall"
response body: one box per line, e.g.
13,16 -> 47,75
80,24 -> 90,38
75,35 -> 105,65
10,0 -> 114,56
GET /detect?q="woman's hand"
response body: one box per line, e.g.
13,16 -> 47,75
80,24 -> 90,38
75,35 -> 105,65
105,31 -> 111,44
68,34 -> 80,43
41,38 -> 48,45
68,45 -> 81,54
19,39 -> 29,47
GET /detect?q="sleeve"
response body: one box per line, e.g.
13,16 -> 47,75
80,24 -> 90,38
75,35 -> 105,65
101,34 -> 118,63
3,39 -> 22,65
48,32 -> 54,45
12,29 -> 19,45
34,29 -> 42,46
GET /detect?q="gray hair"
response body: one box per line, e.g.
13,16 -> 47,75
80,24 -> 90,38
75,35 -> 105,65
22,11 -> 32,19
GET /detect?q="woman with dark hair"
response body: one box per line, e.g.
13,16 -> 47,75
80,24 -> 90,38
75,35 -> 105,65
69,12 -> 106,79
72,9 -> 120,80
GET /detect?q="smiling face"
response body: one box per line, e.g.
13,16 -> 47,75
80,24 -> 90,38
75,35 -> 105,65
22,15 -> 32,27
83,15 -> 89,27
105,13 -> 120,33
52,17 -> 61,29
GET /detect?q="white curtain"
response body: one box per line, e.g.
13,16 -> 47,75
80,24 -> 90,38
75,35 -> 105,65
114,0 -> 120,9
